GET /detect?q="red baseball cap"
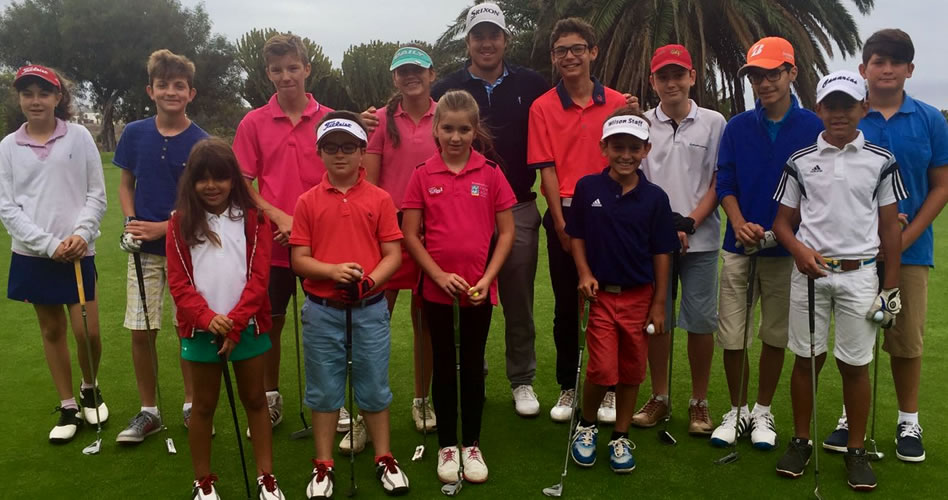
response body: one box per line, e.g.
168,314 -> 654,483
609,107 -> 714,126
14,65 -> 60,88
651,44 -> 693,73
738,37 -> 795,75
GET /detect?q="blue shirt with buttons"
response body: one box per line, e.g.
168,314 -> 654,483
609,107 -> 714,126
859,93 -> 948,267
566,168 -> 680,287
113,117 -> 208,255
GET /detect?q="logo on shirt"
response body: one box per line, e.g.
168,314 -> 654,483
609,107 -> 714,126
471,182 -> 488,197
591,198 -> 602,207
810,165 -> 823,173
428,186 -> 444,195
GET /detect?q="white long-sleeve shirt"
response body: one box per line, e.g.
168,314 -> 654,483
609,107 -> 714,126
0,121 -> 107,258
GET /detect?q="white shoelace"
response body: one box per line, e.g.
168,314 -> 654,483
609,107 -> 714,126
574,425 -> 597,446
753,411 -> 775,431
513,385 -> 537,401
899,422 -> 923,439
836,414 -> 849,430
610,437 -> 635,457
557,389 -> 575,407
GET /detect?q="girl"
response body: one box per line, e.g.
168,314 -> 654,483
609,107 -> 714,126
166,138 -> 284,499
401,90 -> 516,484
0,65 -> 108,444
363,45 -> 439,435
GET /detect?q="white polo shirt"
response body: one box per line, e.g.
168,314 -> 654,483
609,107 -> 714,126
192,207 -> 248,315
642,100 -> 726,252
774,131 -> 907,260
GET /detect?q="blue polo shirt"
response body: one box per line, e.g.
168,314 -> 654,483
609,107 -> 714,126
113,117 -> 208,255
566,168 -> 680,287
859,93 -> 948,267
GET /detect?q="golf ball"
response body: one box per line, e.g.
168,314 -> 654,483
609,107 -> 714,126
469,287 -> 480,297
873,310 -> 884,323
646,324 -> 656,335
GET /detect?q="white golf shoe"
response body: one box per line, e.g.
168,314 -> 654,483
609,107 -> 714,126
191,474 -> 221,500
339,415 -> 369,455
710,408 -> 750,447
462,445 -> 489,483
437,446 -> 461,484
256,473 -> 285,499
750,409 -> 778,450
597,391 -> 617,424
306,462 -> 334,499
49,406 -> 82,443
549,389 -> 575,422
512,385 -> 540,417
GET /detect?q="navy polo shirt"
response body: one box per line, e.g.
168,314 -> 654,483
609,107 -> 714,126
114,117 -> 208,255
566,168 -> 680,287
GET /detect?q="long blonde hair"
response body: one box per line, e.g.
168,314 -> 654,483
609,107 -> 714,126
432,90 -> 497,163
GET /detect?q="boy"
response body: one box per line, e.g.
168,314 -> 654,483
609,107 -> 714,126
528,17 -> 628,423
633,44 -> 726,435
233,33 -> 335,435
713,37 -> 824,449
290,112 -> 409,498
115,49 -> 207,443
823,29 -> 948,463
773,70 -> 905,491
566,109 -> 679,473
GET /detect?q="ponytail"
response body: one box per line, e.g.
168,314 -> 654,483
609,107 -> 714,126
385,92 -> 403,148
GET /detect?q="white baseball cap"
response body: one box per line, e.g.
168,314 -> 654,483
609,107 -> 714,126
316,118 -> 368,144
816,70 -> 866,103
464,2 -> 510,36
601,115 -> 650,141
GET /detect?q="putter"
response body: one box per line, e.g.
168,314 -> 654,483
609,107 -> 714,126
74,260 -> 103,456
412,304 -> 428,462
441,298 -> 465,497
345,306 -> 358,497
808,278 -> 823,500
542,298 -> 589,497
866,262 -> 885,461
289,284 -> 313,440
133,253 -> 175,454
658,253 -> 679,446
219,342 -> 252,500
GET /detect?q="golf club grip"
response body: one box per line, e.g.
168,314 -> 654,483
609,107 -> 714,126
73,260 -> 87,306
807,278 -> 815,332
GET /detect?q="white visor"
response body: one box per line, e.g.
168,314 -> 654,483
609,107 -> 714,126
601,115 -> 649,141
316,119 -> 367,144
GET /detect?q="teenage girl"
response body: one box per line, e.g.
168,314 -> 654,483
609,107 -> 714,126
166,137 -> 284,500
401,90 -> 515,484
0,65 -> 108,443
363,45 -> 439,433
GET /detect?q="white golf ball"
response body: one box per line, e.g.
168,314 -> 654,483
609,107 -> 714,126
646,324 -> 656,335
873,311 -> 884,323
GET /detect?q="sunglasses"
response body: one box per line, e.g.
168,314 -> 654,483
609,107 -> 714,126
319,142 -> 361,154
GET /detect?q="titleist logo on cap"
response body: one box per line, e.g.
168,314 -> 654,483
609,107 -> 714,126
324,120 -> 353,128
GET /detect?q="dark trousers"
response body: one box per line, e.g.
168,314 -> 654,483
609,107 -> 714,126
542,208 -> 581,390
425,300 -> 493,448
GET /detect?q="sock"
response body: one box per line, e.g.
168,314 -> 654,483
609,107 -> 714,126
841,405 -> 847,417
654,394 -> 668,402
142,406 -> 159,416
61,398 -> 78,410
898,411 -> 919,426
374,452 -> 393,464
183,402 -> 193,412
610,430 -> 629,441
80,380 -> 95,390
266,390 -> 280,398
732,405 -> 749,416
753,403 -> 771,415
315,459 -> 334,469
267,387 -> 280,394
413,397 -> 424,406
579,417 -> 596,428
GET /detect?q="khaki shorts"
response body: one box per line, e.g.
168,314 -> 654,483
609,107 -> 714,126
882,265 -> 929,358
124,253 -> 176,330
716,252 -> 792,350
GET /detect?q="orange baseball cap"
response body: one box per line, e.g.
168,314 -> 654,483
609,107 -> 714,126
738,37 -> 795,75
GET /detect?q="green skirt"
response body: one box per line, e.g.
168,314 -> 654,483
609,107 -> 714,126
181,325 -> 271,363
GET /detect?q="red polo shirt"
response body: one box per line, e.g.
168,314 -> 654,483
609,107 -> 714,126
401,150 -> 516,306
289,170 -> 403,300
527,79 -> 626,198
233,93 -> 333,267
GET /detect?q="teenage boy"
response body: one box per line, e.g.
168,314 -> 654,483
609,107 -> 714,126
291,113 -> 409,497
713,37 -> 824,449
633,44 -> 726,435
773,70 -> 905,491
233,33 -> 335,434
822,29 -> 948,463
528,17 -> 628,424
567,109 -> 679,473
115,49 -> 207,443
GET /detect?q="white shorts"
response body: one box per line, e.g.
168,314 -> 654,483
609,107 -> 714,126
124,253 -> 176,330
788,265 -> 878,366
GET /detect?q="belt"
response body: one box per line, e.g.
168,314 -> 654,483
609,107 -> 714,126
305,292 -> 385,309
601,285 -> 634,294
824,257 -> 875,273
561,197 -> 573,207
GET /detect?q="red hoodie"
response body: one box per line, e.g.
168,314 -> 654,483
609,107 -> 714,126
166,207 -> 273,343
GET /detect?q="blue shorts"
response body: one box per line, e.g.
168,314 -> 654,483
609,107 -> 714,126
7,253 -> 96,304
665,250 -> 718,334
301,297 -> 393,412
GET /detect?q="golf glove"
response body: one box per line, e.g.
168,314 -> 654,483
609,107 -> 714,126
743,230 -> 777,256
867,287 -> 901,329
672,212 -> 696,235
120,217 -> 142,253
336,276 -> 376,302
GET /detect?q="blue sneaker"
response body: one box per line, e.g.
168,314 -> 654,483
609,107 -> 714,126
570,424 -> 598,467
822,413 -> 849,453
895,422 -> 925,462
608,437 -> 636,473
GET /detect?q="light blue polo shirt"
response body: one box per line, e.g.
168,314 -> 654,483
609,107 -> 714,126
859,93 -> 948,267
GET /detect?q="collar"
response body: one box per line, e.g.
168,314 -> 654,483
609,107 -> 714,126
556,77 -> 607,110
468,64 -> 509,85
600,166 -> 651,194
754,94 -> 800,125
817,130 -> 865,153
15,118 -> 68,147
319,168 -> 367,192
655,99 -> 698,123
868,91 -> 918,117
206,205 -> 244,221
394,98 -> 437,118
267,93 -> 321,120
461,61 -> 517,82
423,149 -> 488,175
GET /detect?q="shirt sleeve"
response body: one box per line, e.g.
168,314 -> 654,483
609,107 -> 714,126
112,124 -> 133,171
73,128 -> 108,245
649,191 -> 681,255
527,100 -> 555,169
232,117 -> 260,180
929,109 -> 948,167
365,109 -> 387,155
0,140 -> 60,256
400,167 -> 425,211
492,167 -> 517,212
287,196 -> 313,248
773,160 -> 802,209
377,194 -> 403,243
715,122 -> 737,200
565,178 -> 585,239
877,158 -> 908,206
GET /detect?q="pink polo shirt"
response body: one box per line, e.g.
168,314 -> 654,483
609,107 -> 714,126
365,99 -> 438,209
401,150 -> 516,306
233,93 -> 333,267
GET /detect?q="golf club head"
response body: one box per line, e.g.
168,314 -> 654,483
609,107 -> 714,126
441,480 -> 462,496
165,437 -> 177,455
658,429 -> 677,445
542,484 -> 564,497
412,445 -> 425,462
714,451 -> 739,465
290,427 -> 313,440
82,438 -> 102,455
868,451 -> 884,461
814,487 -> 823,500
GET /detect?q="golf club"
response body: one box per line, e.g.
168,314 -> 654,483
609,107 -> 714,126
542,298 -> 589,497
289,282 -> 312,440
345,305 -> 357,497
412,304 -> 427,462
441,297 -> 465,497
74,260 -> 103,456
808,277 -> 823,500
866,262 -> 885,461
219,342 -> 252,500
133,253 -> 175,454
658,253 -> 680,446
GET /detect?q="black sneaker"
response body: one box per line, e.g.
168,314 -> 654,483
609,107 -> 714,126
845,447 -> 877,491
79,386 -> 109,424
822,413 -> 849,453
49,406 -> 82,443
895,421 -> 925,462
776,437 -> 812,478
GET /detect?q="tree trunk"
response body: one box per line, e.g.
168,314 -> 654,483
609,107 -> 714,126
98,90 -> 119,152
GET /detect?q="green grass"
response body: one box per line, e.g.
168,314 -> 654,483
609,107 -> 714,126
1,154 -> 947,499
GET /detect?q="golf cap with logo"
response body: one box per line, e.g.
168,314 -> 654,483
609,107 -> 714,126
738,37 -> 795,75
816,70 -> 866,103
651,44 -> 693,73
390,46 -> 434,71
14,65 -> 60,88
464,2 -> 510,36
316,119 -> 368,144
601,115 -> 650,141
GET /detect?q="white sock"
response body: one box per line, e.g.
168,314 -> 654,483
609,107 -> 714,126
142,406 -> 159,416
80,380 -> 95,390
61,398 -> 78,410
654,394 -> 669,402
841,405 -> 847,417
753,403 -> 771,415
731,405 -> 750,415
898,411 -> 919,426
413,397 -> 424,406
183,402 -> 193,412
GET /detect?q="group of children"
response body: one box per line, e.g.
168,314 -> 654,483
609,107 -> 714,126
1,1 -> 945,498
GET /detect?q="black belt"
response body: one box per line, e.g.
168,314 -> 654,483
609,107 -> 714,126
305,292 -> 384,310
